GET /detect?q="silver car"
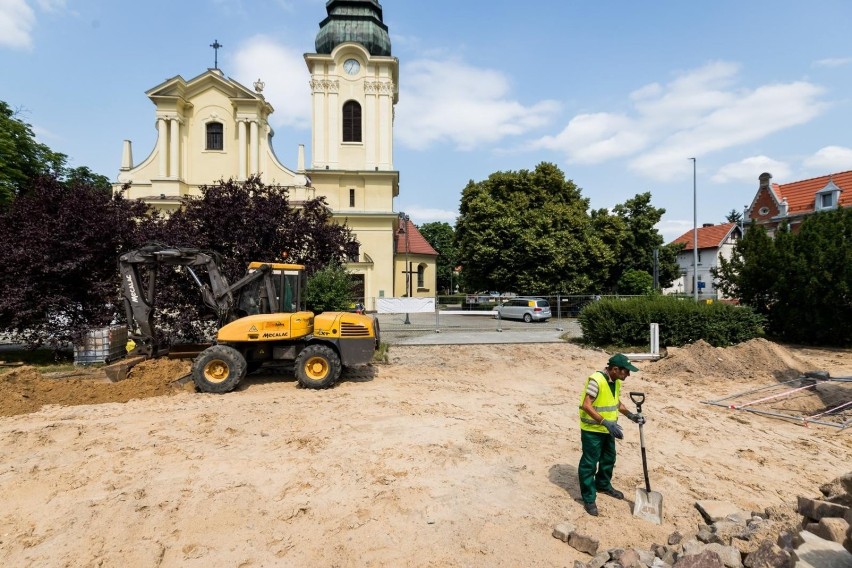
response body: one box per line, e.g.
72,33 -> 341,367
495,297 -> 552,322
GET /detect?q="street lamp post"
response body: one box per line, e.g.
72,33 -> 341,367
690,157 -> 698,302
399,212 -> 411,324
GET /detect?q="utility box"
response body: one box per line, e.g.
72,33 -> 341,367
74,325 -> 128,365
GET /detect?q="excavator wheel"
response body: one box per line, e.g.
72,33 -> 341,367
295,344 -> 341,389
192,345 -> 247,393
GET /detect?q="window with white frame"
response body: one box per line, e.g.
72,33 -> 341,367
816,180 -> 840,211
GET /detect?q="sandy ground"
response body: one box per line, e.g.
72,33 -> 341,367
0,339 -> 850,567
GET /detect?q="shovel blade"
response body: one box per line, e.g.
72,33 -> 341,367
633,488 -> 663,524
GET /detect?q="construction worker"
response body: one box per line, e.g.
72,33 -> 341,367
577,353 -> 644,516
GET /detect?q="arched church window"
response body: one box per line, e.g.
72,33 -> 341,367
417,264 -> 426,288
206,122 -> 223,150
342,101 -> 362,142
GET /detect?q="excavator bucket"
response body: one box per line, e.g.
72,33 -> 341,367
103,356 -> 146,382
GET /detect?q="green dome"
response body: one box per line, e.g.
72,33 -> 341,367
315,0 -> 391,57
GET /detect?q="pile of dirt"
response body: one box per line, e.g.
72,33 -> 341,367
0,358 -> 193,417
646,338 -> 812,383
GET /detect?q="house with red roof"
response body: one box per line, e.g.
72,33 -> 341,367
395,217 -> 438,298
664,222 -> 742,298
746,170 -> 852,234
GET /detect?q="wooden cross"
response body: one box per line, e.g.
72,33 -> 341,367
401,263 -> 416,295
210,39 -> 223,69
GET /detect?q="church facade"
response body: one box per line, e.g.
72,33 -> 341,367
114,0 -> 436,309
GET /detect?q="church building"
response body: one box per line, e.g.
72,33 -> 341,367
114,0 -> 437,309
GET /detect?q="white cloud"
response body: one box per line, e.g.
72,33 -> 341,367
230,35 -> 312,130
629,80 -> 826,181
533,112 -> 647,164
395,58 -> 560,151
813,57 -> 852,68
711,156 -> 791,184
35,0 -> 64,12
0,0 -> 35,50
406,206 -> 458,224
656,218 -> 693,244
31,124 -> 60,141
803,146 -> 852,172
532,61 -> 828,183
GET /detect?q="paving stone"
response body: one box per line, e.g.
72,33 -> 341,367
697,501 -> 745,523
743,540 -> 791,568
586,551 -> 610,568
812,517 -> 851,545
553,522 -> 575,542
617,548 -> 641,568
792,531 -> 852,568
673,550 -> 725,568
569,532 -> 600,556
797,497 -> 850,521
704,543 -> 743,568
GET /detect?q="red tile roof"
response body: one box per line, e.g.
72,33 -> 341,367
670,222 -> 738,251
396,218 -> 438,256
771,170 -> 852,215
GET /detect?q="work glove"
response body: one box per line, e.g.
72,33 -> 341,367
601,419 -> 624,439
627,412 -> 646,425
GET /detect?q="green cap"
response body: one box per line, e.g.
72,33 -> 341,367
608,353 -> 639,372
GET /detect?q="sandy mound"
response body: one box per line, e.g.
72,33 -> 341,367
0,358 -> 193,417
647,338 -> 812,383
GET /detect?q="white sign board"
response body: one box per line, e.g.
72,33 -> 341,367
376,297 -> 435,314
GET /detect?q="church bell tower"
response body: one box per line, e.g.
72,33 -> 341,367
305,0 -> 398,171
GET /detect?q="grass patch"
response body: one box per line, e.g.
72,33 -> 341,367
373,341 -> 390,364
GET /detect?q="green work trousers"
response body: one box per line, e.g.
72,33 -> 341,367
578,429 -> 617,503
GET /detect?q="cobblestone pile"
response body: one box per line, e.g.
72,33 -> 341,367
556,472 -> 852,568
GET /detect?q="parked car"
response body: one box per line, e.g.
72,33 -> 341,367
495,297 -> 552,322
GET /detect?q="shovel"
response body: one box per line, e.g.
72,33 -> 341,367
630,391 -> 663,524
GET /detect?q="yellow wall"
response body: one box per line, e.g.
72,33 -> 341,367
115,48 -> 435,309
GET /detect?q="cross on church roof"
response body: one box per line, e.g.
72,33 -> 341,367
210,39 -> 223,69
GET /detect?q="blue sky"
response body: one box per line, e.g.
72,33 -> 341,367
2,0 -> 851,242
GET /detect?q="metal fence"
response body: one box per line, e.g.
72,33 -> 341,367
370,293 -> 722,342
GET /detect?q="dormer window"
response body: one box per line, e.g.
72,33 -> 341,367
815,179 -> 841,211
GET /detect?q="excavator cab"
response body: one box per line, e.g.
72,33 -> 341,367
234,262 -> 306,317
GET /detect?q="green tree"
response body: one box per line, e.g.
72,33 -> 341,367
418,221 -> 457,293
0,101 -> 67,205
305,263 -> 357,313
65,166 -> 112,195
617,269 -> 653,295
725,209 -> 743,225
610,192 -> 679,291
714,210 -> 852,346
714,222 -> 779,314
456,162 -> 609,294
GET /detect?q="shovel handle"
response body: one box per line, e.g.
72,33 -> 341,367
629,391 -> 645,413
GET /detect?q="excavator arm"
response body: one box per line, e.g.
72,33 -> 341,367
119,245 -> 245,358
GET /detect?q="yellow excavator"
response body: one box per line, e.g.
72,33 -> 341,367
118,245 -> 379,393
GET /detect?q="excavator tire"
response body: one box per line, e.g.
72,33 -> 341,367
295,344 -> 341,389
192,345 -> 247,393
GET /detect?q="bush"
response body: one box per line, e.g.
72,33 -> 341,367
617,269 -> 653,295
304,263 -> 356,314
578,296 -> 764,348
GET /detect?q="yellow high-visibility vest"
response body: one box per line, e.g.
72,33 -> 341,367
578,371 -> 621,433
